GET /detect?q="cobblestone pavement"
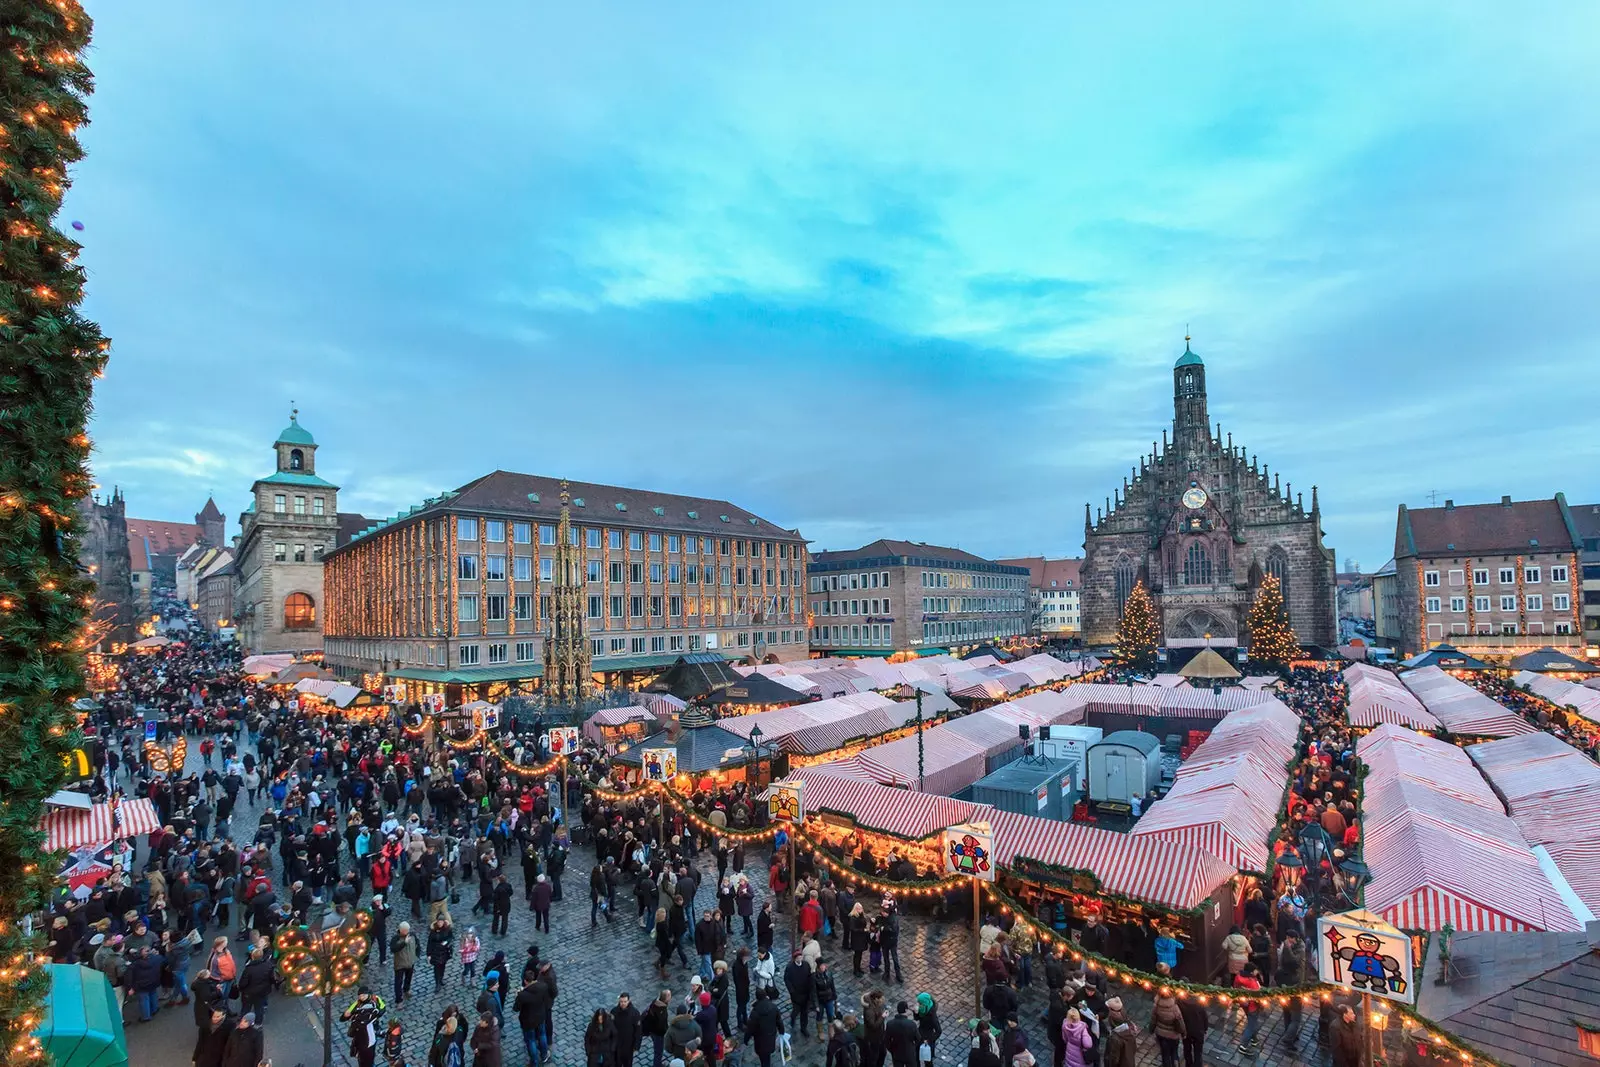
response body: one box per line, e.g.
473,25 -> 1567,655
122,739 -> 1401,1067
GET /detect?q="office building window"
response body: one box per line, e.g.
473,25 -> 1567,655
1450,596 -> 1466,613
1500,595 -> 1517,611
610,596 -> 624,618
514,522 -> 532,544
487,643 -> 508,664
515,641 -> 536,662
586,528 -> 602,549
485,520 -> 505,543
512,556 -> 531,582
650,596 -> 663,617
486,555 -> 506,581
587,560 -> 602,583
1425,597 -> 1441,613
1499,567 -> 1515,584
273,542 -> 286,562
273,494 -> 286,514
669,595 -> 682,617
458,555 -> 477,580
293,544 -> 306,563
485,595 -> 506,622
458,595 -> 480,622
1553,593 -> 1570,611
540,558 -> 554,581
629,532 -> 643,551
630,637 -> 646,654
1526,594 -> 1543,612
312,496 -> 324,516
650,636 -> 665,652
590,638 -> 605,656
514,595 -> 533,620
458,518 -> 478,541
312,544 -> 325,561
630,595 -> 643,618
458,644 -> 480,666
1550,565 -> 1568,583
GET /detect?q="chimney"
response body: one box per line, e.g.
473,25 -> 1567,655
1501,495 -> 1513,507
1444,500 -> 1454,510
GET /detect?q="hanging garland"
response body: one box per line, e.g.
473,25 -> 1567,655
791,828 -> 968,897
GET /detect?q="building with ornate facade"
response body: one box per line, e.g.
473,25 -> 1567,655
808,540 -> 1030,656
233,412 -> 341,654
322,471 -> 808,700
542,483 -> 593,704
1080,341 -> 1337,651
77,487 -> 135,647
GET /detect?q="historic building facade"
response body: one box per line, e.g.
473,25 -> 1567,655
808,541 -> 1030,655
1080,341 -> 1337,650
322,470 -> 809,698
77,487 -> 135,647
233,412 -> 341,654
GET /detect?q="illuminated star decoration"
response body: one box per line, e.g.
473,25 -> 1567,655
947,834 -> 991,877
276,910 -> 373,996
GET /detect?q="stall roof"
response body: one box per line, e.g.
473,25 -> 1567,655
42,799 -> 159,852
1512,670 -> 1600,723
36,964 -> 126,1067
711,672 -> 813,707
1400,666 -> 1538,737
1400,643 -> 1492,671
1177,648 -> 1240,679
773,768 -> 991,839
713,692 -> 913,755
644,653 -> 747,702
1356,725 -> 1582,932
1342,662 -> 1440,730
1509,647 -> 1600,674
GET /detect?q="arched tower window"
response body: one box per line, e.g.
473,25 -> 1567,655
1113,555 -> 1136,614
289,448 -> 304,471
1183,542 -> 1212,586
1266,548 -> 1290,602
283,592 -> 316,630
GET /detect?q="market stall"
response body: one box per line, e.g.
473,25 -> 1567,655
34,964 -> 127,1067
1343,662 -> 1439,730
1401,666 -> 1537,738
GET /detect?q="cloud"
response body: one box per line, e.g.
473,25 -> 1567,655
70,2 -> 1600,565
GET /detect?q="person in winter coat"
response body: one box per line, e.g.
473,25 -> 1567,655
341,986 -> 388,1067
753,947 -> 778,996
732,948 -> 753,1030
612,992 -> 643,1067
221,1012 -> 263,1067
1061,1008 -> 1093,1067
390,921 -> 421,1004
1148,992 -> 1185,1067
1101,998 -> 1139,1067
784,952 -> 816,1036
860,990 -> 888,1067
693,991 -> 719,1057
965,1023 -> 1002,1067
428,918 -> 456,991
826,1017 -> 861,1067
236,947 -> 275,1024
642,990 -> 672,1067
1331,1005 -> 1363,1067
847,904 -> 871,975
1176,996 -> 1209,1067
884,1001 -> 921,1067
470,1011 -> 503,1067
192,1007 -> 237,1067
915,993 -> 943,1058
666,1007 -> 702,1060
982,977 -> 1017,1030
746,988 -> 786,1067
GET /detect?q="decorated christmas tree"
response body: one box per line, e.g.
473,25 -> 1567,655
1115,580 -> 1160,672
1247,574 -> 1300,671
0,2 -> 108,1058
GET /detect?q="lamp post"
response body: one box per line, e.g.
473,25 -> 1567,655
275,910 -> 374,1067
748,724 -> 766,790
1276,850 -> 1304,895
1337,856 -> 1372,909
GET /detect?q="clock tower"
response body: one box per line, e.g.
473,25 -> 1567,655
1173,336 -> 1209,453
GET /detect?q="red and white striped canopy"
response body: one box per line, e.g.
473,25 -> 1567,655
1400,667 -> 1537,738
1357,726 -> 1581,932
43,798 -> 160,852
780,769 -> 991,839
1513,671 -> 1600,724
1343,663 -> 1439,730
990,810 -> 1236,912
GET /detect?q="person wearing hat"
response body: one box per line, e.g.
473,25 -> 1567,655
341,985 -> 388,1067
192,1004 -> 237,1067
221,1011 -> 262,1067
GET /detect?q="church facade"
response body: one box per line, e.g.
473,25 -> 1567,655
1080,341 -> 1337,651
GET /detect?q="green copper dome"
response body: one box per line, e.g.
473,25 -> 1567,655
1174,340 -> 1203,368
275,412 -> 316,446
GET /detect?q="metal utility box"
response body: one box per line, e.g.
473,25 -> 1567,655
1087,730 -> 1163,809
970,755 -> 1079,822
1035,725 -> 1102,792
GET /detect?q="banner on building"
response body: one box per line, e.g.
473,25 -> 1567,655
643,747 -> 678,781
767,779 -> 804,823
1315,910 -> 1414,1004
943,820 -> 996,881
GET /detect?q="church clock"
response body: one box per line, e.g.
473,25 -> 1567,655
1182,482 -> 1208,509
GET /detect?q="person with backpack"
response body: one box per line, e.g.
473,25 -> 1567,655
642,989 -> 672,1067
827,1017 -> 862,1067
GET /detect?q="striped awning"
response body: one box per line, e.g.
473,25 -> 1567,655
1400,667 -> 1537,737
1344,663 -> 1439,729
43,798 -> 160,852
774,769 -> 992,838
990,810 -> 1236,912
1513,671 -> 1600,723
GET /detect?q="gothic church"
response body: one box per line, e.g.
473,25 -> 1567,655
1080,340 -> 1337,651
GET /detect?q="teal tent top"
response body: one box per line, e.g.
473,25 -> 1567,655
35,964 -> 127,1067
275,412 -> 316,446
1174,341 -> 1203,367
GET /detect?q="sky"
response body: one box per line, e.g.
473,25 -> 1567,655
70,3 -> 1600,568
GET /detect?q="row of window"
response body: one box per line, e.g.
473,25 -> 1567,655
812,623 -> 895,646
456,518 -> 794,560
457,592 -> 793,624
446,629 -> 806,667
1425,594 -> 1571,613
1424,565 -> 1569,587
273,542 -> 325,563
811,572 -> 893,593
921,570 -> 1022,591
922,620 -> 1015,641
455,555 -> 793,587
1425,622 -> 1574,637
271,493 -> 326,517
815,599 -> 893,617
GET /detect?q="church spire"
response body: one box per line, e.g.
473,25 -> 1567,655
542,480 -> 592,706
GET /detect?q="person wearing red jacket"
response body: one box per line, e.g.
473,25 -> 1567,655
799,892 -> 824,940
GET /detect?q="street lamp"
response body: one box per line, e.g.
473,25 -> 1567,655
276,910 -> 374,1067
1276,850 -> 1305,892
1337,856 -> 1372,906
746,724 -> 767,789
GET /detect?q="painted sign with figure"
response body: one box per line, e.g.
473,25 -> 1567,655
421,693 -> 446,714
1316,909 -> 1414,1004
643,747 -> 678,781
767,780 -> 804,823
472,705 -> 500,732
546,725 -> 580,756
943,820 -> 996,881
382,684 -> 407,704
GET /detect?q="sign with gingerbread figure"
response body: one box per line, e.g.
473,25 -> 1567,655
943,820 -> 996,882
1315,909 -> 1414,1004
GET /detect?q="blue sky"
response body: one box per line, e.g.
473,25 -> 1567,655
72,4 -> 1599,568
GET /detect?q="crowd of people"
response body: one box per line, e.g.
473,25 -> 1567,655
45,598 -> 1404,1067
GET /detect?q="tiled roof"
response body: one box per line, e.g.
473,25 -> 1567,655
127,518 -> 204,557
1397,494 -> 1579,558
196,496 -> 224,522
257,470 -> 338,489
815,539 -> 1024,569
128,537 -> 149,572
998,556 -> 1082,589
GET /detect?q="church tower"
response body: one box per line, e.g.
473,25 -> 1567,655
542,481 -> 593,705
1172,335 -> 1209,451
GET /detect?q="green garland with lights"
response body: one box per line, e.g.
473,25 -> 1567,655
0,1 -> 107,1061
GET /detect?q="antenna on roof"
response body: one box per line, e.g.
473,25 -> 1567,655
1425,489 -> 1439,507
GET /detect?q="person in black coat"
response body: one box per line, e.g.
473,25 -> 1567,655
491,875 -> 514,937
584,1007 -> 618,1067
732,947 -> 753,1030
611,993 -> 643,1067
783,952 -> 816,1036
1177,996 -> 1209,1067
747,988 -> 785,1067
192,1007 -> 236,1067
884,1002 -> 921,1067
236,948 -> 275,1024
982,977 -> 1016,1030
221,1013 -> 263,1067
